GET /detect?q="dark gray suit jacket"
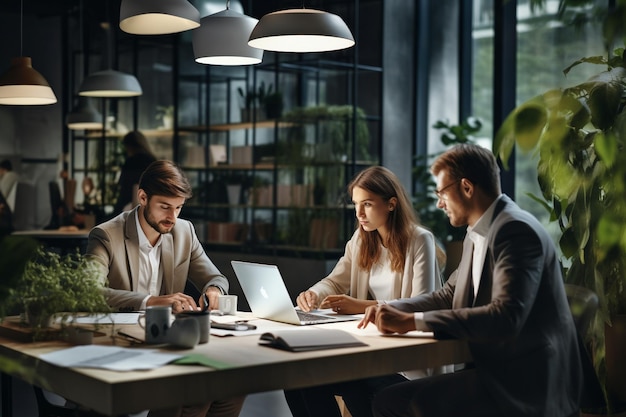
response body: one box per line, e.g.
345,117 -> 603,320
86,207 -> 229,311
391,195 -> 582,417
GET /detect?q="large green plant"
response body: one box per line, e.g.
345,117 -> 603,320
495,46 -> 626,408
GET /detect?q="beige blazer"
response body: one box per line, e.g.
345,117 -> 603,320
309,225 -> 442,301
86,207 -> 229,312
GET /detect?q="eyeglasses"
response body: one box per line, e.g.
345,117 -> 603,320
434,179 -> 461,200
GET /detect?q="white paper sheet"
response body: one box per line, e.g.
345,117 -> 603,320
39,345 -> 182,371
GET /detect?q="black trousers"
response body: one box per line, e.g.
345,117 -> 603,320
285,373 -> 409,417
372,369 -> 502,417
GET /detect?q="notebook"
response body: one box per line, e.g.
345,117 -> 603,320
231,260 -> 359,326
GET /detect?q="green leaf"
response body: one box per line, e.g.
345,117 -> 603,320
595,131 -> 618,168
514,104 -> 548,151
586,73 -> 624,130
560,226 -> 579,259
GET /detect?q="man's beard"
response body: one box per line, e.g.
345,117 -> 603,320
144,206 -> 175,234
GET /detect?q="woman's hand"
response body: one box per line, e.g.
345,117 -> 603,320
296,290 -> 319,312
320,294 -> 375,314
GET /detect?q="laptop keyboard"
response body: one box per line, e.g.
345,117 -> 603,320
296,310 -> 334,323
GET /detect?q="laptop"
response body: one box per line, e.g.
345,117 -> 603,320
231,260 -> 359,326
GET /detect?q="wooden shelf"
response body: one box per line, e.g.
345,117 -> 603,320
180,120 -> 292,132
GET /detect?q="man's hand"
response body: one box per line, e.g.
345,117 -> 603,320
147,292 -> 198,314
358,304 -> 417,334
358,304 -> 379,329
202,286 -> 222,311
320,294 -> 374,314
296,290 -> 319,312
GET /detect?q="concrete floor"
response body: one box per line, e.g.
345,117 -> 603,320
3,377 -> 292,417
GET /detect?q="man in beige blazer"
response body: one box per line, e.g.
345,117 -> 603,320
87,160 -> 243,417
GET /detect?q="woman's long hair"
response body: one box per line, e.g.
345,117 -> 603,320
348,166 -> 418,273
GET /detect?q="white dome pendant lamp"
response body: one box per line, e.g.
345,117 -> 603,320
192,1 -> 263,66
248,5 -> 355,53
120,0 -> 200,35
0,0 -> 57,105
79,22 -> 142,98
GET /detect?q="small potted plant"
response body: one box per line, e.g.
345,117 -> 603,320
156,105 -> 174,130
238,82 -> 275,122
4,247 -> 112,340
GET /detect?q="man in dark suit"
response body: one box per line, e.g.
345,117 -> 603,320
87,160 -> 244,417
359,143 -> 582,417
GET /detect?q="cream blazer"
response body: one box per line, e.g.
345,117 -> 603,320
309,225 -> 442,302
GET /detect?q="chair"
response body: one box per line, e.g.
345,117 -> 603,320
564,284 -> 606,412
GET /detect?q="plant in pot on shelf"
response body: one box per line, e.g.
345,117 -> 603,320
156,105 -> 174,130
263,90 -> 284,120
238,81 -> 274,123
495,46 -> 626,413
3,247 -> 112,341
413,117 -> 481,278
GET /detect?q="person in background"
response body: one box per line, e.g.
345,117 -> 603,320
0,159 -> 19,200
360,143 -> 582,417
285,165 -> 446,417
86,160 -> 244,417
113,130 -> 156,215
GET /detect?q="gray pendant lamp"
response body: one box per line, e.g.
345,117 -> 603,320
120,0 -> 200,35
248,7 -> 355,53
192,1 -> 263,66
79,23 -> 142,98
0,0 -> 57,105
67,0 -> 103,130
67,96 -> 103,130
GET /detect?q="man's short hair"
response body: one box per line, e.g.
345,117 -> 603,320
431,143 -> 501,197
138,160 -> 193,199
0,160 -> 12,171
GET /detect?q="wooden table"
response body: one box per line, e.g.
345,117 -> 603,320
0,316 -> 471,416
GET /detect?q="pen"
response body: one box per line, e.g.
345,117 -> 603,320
116,330 -> 144,344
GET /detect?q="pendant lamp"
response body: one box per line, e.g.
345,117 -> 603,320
67,97 -> 103,130
0,0 -> 57,105
79,23 -> 142,98
67,0 -> 103,130
120,0 -> 200,35
79,69 -> 142,97
192,1 -> 263,66
248,7 -> 355,53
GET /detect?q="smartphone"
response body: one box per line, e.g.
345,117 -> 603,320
211,321 -> 257,331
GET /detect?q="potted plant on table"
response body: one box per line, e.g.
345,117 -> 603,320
495,45 -> 626,413
2,247 -> 111,341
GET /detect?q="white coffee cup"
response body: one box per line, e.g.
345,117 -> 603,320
177,311 -> 210,344
138,306 -> 171,344
218,295 -> 237,315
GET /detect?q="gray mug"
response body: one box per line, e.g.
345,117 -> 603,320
177,311 -> 210,344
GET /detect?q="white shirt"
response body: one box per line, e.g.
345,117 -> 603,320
368,247 -> 396,302
135,213 -> 163,309
466,194 -> 503,298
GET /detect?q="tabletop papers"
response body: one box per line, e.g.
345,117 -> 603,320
39,345 -> 182,371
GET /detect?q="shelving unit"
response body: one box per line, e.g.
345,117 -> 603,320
67,1 -> 383,258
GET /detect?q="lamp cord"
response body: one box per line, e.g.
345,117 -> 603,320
20,0 -> 23,56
